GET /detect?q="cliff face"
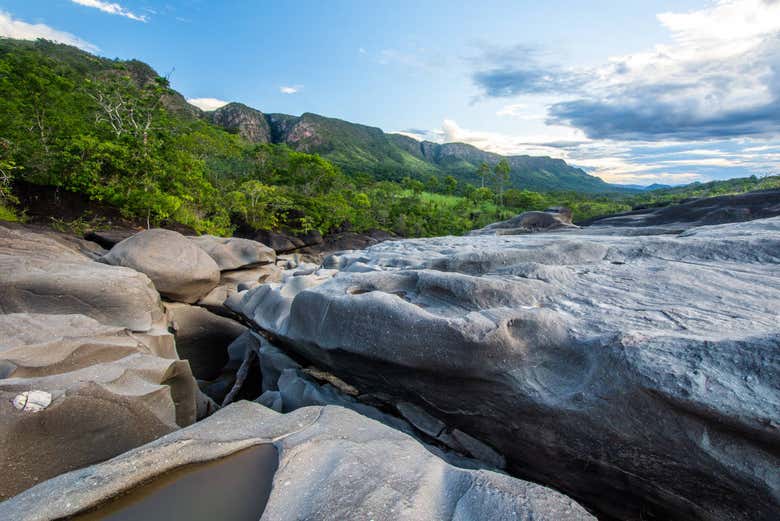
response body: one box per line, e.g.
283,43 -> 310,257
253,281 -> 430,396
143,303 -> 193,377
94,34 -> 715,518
209,103 -> 271,144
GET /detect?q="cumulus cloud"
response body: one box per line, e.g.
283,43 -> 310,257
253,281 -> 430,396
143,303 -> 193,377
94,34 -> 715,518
474,0 -> 780,142
70,0 -> 147,22
279,85 -> 302,94
0,11 -> 97,52
187,98 -> 230,111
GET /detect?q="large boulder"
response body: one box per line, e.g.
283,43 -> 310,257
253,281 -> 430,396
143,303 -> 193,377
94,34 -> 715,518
189,234 -> 275,271
584,189 -> 780,229
0,313 -> 201,500
469,207 -> 578,235
0,402 -> 595,521
102,228 -> 220,303
0,225 -> 164,331
233,217 -> 780,521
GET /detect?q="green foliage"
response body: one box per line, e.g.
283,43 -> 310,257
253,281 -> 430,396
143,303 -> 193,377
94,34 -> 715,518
0,38 -> 775,237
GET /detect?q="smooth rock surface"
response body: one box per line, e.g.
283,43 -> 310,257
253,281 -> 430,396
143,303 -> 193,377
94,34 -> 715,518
102,229 -> 220,303
234,216 -> 780,521
0,313 -> 200,500
189,235 -> 275,271
584,189 -> 780,229
469,208 -> 578,235
0,402 -> 595,521
0,224 -> 164,331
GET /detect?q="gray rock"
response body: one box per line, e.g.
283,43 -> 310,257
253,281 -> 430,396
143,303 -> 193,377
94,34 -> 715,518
189,234 -> 276,271
0,402 -> 595,521
234,217 -> 780,521
102,229 -> 220,303
584,189 -> 780,229
470,209 -> 579,235
0,313 -> 200,500
396,401 -> 446,438
165,302 -> 247,380
0,225 -> 165,331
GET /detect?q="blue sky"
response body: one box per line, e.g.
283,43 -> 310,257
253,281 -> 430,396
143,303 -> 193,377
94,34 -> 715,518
1,0 -> 779,185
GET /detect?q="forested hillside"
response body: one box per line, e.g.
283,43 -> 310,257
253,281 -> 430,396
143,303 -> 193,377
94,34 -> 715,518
0,38 -> 776,238
0,38 -> 633,236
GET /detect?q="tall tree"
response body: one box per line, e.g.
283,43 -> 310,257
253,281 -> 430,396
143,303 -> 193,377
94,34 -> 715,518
478,161 -> 490,188
494,159 -> 510,206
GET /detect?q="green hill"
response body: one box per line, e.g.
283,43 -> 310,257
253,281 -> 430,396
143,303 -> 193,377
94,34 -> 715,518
208,103 -> 624,193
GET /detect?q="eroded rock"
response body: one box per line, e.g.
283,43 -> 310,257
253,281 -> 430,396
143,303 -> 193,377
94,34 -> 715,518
469,208 -> 578,235
233,217 -> 780,521
0,224 -> 164,331
0,402 -> 596,521
0,313 -> 200,500
102,229 -> 220,303
165,302 -> 247,381
189,234 -> 275,271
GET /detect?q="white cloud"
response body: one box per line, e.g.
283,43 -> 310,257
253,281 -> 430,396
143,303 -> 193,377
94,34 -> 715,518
70,0 -> 147,22
0,11 -> 97,52
187,97 -> 230,111
496,103 -> 545,120
280,85 -> 302,94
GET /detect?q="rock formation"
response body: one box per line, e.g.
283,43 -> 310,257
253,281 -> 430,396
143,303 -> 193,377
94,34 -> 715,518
232,216 -> 780,521
469,207 -> 578,235
0,402 -> 596,521
584,189 -> 780,230
101,228 -> 221,303
189,234 -> 276,271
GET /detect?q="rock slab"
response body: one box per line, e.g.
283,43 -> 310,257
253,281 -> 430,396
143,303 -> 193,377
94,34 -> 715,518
0,402 -> 595,521
234,217 -> 780,521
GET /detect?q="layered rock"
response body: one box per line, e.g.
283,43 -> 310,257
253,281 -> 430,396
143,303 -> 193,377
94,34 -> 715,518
0,313 -> 200,500
233,217 -> 780,521
101,228 -> 220,303
0,224 -> 210,500
0,402 -> 595,521
0,224 -> 164,331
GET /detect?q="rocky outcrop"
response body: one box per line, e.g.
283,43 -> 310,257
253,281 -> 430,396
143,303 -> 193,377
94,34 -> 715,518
585,189 -> 780,229
0,313 -> 201,500
209,102 -> 272,143
189,234 -> 276,271
233,217 -> 780,521
102,228 -> 220,303
0,224 -> 212,500
0,225 -> 164,331
0,402 -> 595,521
469,207 -> 578,235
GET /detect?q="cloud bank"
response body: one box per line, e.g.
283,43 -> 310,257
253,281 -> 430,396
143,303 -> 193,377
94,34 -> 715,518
473,0 -> 780,142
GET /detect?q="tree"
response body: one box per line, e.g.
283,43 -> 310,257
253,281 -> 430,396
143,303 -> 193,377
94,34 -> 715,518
470,187 -> 494,204
494,159 -> 510,206
477,161 -> 490,188
443,175 -> 458,194
402,176 -> 424,195
425,175 -> 440,193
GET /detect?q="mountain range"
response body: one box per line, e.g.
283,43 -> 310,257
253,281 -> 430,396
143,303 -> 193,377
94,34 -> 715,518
202,102 -> 634,193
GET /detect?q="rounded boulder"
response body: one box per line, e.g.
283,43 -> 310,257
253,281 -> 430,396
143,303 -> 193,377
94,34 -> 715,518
102,229 -> 220,303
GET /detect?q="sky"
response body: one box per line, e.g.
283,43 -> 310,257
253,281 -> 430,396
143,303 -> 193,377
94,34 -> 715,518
1,1 -> 780,185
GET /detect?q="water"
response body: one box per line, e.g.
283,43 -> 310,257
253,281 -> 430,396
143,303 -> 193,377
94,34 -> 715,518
71,444 -> 278,521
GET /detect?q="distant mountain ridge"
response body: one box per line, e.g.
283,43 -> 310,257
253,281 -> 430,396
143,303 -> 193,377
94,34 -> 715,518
206,102 -> 633,194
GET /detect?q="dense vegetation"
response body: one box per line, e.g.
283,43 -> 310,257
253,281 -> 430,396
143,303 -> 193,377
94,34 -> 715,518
0,38 -> 776,238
